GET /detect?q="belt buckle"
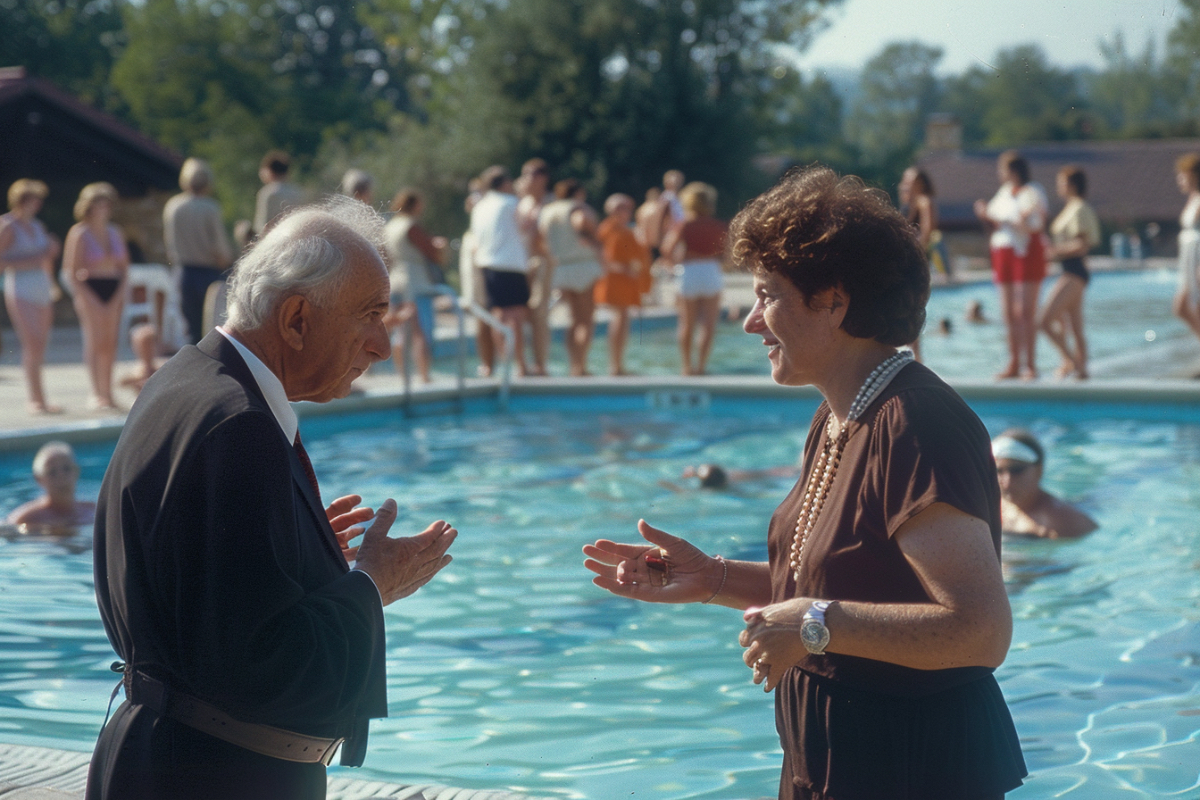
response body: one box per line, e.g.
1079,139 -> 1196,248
320,737 -> 345,767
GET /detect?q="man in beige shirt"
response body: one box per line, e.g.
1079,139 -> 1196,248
163,157 -> 234,344
254,150 -> 305,236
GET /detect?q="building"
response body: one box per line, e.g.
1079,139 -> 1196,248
0,66 -> 182,263
917,117 -> 1199,261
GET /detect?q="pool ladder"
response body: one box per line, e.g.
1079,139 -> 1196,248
397,285 -> 513,412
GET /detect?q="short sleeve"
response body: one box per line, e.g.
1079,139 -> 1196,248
867,390 -> 1000,540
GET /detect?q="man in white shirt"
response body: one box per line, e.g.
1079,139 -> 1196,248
470,165 -> 532,376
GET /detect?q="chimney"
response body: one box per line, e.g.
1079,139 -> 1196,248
924,113 -> 962,153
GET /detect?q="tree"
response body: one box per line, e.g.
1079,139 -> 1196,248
942,45 -> 1090,147
0,0 -> 128,108
429,0 -> 843,215
844,41 -> 943,174
1086,33 -> 1187,138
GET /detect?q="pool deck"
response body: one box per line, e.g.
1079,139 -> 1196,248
2,260 -> 1199,798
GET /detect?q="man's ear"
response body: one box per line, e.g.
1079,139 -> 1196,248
277,294 -> 309,352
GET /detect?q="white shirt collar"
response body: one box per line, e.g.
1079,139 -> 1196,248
217,327 -> 298,444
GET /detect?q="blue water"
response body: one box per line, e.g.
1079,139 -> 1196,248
1,393 -> 1199,799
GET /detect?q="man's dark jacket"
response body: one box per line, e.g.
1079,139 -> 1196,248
87,331 -> 386,797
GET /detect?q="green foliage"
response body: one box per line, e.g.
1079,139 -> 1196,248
844,41 -> 943,172
0,0 -> 127,108
941,45 -> 1090,147
5,0 -> 1200,237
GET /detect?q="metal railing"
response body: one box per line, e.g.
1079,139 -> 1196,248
397,285 -> 513,411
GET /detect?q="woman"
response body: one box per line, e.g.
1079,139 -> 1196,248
384,188 -> 447,384
539,178 -> 605,376
163,157 -> 234,344
64,182 -> 129,411
974,151 -> 1047,380
660,181 -> 726,376
584,167 -> 1026,800
899,166 -> 951,282
1039,166 -> 1102,379
1172,152 -> 1200,342
0,179 -> 60,414
595,193 -> 653,376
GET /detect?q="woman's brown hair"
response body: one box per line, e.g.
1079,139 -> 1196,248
729,165 -> 929,346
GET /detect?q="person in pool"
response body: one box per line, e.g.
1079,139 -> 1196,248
585,166 -> 1026,800
6,441 -> 96,532
993,429 -> 1097,539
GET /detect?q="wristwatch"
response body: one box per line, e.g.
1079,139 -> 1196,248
800,601 -> 833,655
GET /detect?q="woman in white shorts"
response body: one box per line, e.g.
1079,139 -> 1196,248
1,179 -> 61,414
661,182 -> 727,375
540,178 -> 604,376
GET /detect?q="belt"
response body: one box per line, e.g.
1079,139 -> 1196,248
122,668 -> 344,766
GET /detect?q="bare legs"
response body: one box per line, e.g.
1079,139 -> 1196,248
74,287 -> 123,409
5,293 -> 56,413
560,288 -> 596,377
996,281 -> 1040,379
1172,284 -> 1200,342
677,294 -> 720,376
1038,274 -> 1088,378
495,305 -> 530,376
605,305 -> 631,376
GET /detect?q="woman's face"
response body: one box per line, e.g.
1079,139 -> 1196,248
743,269 -> 839,387
996,458 -> 1040,504
1056,173 -> 1070,199
89,197 -> 112,222
17,193 -> 43,217
997,161 -> 1013,185
1178,170 -> 1198,195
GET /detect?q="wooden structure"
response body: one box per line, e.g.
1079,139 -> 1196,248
0,66 -> 182,263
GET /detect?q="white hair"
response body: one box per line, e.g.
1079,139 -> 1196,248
224,195 -> 387,330
179,157 -> 213,193
33,441 -> 76,478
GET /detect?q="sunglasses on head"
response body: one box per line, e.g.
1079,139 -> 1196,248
996,462 -> 1032,477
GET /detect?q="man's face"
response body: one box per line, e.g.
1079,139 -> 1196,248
286,246 -> 391,403
37,453 -> 79,495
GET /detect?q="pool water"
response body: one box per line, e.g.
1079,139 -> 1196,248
476,269 -> 1191,380
1,396 -> 1199,799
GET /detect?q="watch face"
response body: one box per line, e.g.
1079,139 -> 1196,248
801,620 -> 830,654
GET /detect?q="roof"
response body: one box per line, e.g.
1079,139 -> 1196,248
0,66 -> 182,196
918,138 -> 1200,230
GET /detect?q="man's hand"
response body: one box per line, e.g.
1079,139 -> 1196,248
353,499 -> 457,605
326,494 -> 373,564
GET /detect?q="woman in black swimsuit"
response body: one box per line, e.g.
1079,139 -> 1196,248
1039,166 -> 1101,380
64,182 -> 130,411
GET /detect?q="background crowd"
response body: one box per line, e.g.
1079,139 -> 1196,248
4,142 -> 1200,414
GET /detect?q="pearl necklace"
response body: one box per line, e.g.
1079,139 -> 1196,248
788,350 -> 914,585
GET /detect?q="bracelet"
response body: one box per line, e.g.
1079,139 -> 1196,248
701,555 -> 727,604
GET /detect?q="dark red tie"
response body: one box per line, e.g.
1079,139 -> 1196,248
293,433 -> 322,505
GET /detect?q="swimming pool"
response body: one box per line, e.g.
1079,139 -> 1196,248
1,392 -> 1198,799
467,268 -> 1192,381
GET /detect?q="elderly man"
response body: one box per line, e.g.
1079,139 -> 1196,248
87,197 -> 457,800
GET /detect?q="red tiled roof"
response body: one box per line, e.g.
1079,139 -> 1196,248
919,139 -> 1200,230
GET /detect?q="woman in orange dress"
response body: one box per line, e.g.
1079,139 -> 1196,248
595,193 -> 653,376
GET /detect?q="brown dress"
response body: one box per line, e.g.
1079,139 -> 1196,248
767,362 -> 1027,799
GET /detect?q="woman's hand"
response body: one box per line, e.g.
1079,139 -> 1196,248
326,494 -> 373,563
740,599 -> 813,692
582,519 -> 720,604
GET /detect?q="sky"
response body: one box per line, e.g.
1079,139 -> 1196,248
792,0 -> 1183,75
